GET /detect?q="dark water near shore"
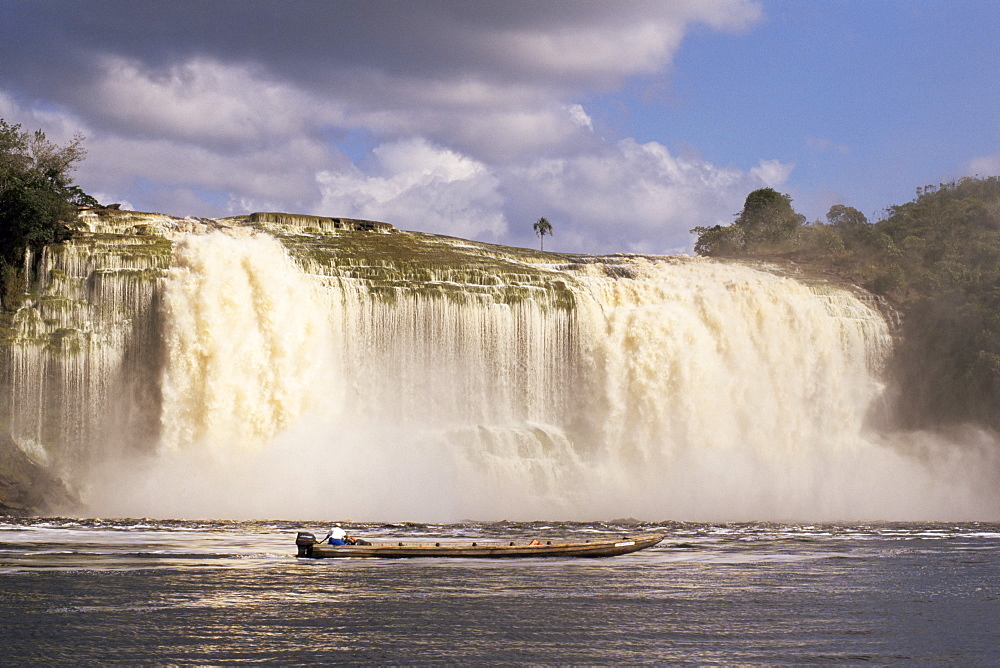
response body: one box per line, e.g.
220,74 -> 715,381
2,519 -> 999,665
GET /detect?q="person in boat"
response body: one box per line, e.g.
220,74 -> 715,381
323,525 -> 357,545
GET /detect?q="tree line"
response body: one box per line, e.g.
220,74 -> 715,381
693,177 -> 1000,431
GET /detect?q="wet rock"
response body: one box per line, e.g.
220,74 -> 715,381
0,431 -> 78,516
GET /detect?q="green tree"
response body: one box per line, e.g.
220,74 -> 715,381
826,204 -> 868,231
0,119 -> 91,308
825,204 -> 870,248
691,223 -> 743,257
733,187 -> 805,246
692,188 -> 804,256
533,216 -> 553,251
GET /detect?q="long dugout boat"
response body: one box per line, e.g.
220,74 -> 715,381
295,532 -> 665,559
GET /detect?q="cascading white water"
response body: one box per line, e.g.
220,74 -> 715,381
158,233 -> 338,451
79,230 -> 998,521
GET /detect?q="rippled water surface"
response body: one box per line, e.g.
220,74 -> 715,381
2,519 -> 999,664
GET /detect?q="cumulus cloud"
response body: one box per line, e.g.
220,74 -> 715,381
312,135 -> 790,254
0,0 -> 772,250
1,88 -> 347,217
504,140 -> 791,254
0,90 -> 86,148
475,0 -> 760,84
567,104 -> 595,131
316,138 -> 506,240
750,159 -> 795,189
343,87 -> 604,162
5,74 -> 788,253
86,56 -> 346,148
967,154 -> 1000,177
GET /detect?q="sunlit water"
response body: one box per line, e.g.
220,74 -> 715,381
2,519 -> 999,664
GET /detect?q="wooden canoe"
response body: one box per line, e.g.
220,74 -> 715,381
295,532 -> 664,559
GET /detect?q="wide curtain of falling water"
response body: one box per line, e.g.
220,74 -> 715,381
85,233 -> 1000,521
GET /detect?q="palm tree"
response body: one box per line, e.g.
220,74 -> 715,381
533,217 -> 553,251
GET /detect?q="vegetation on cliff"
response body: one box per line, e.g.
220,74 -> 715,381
692,188 -> 805,256
693,177 -> 1000,430
0,119 -> 95,311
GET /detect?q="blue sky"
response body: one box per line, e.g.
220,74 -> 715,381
667,1 -> 999,220
588,1 -> 999,222
0,0 -> 996,254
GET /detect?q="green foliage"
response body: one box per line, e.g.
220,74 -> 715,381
870,178 -> 1000,427
0,119 -> 90,308
694,176 -> 1000,430
0,169 -> 75,258
692,188 -> 804,256
735,187 -> 806,245
808,223 -> 847,255
825,204 -> 871,249
533,216 -> 553,250
691,224 -> 743,256
826,204 -> 869,230
0,259 -> 27,310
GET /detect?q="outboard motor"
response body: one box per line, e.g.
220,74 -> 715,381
296,531 -> 317,557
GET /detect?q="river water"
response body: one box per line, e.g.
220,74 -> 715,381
2,519 -> 998,664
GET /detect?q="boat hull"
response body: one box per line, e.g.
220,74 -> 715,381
298,533 -> 664,559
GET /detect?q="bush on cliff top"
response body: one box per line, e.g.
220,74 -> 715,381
0,119 -> 94,309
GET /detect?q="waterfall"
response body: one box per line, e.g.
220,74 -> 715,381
4,218 -> 998,520
0,234 -> 169,471
310,256 -> 918,520
158,233 -> 336,451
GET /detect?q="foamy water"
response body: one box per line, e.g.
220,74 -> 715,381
78,232 -> 1000,521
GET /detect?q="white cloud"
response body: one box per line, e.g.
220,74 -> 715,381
504,139 -> 791,254
88,56 -> 345,148
3,84 -> 790,253
0,2 -> 776,247
492,20 -> 685,81
750,159 -> 795,189
312,131 -> 791,255
967,154 -> 1000,177
567,104 -> 594,131
2,72 -> 352,216
78,54 -> 605,167
76,126 -> 348,216
315,138 -> 507,240
314,134 -> 765,254
0,90 -> 87,148
479,1 -> 761,83
59,3 -> 760,168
